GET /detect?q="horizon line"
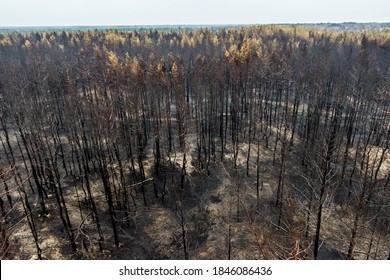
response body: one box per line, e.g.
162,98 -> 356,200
1,21 -> 390,28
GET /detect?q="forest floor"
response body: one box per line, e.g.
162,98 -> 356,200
2,129 -> 389,260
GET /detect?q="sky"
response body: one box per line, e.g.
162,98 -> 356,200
0,0 -> 389,27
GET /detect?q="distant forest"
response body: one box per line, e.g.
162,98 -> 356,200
1,22 -> 390,33
0,25 -> 389,260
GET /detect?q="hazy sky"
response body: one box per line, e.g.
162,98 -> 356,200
1,0 -> 389,26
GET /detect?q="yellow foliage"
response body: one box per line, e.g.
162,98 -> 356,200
49,34 -> 56,44
157,59 -> 167,74
1,35 -> 12,47
24,39 -> 32,49
106,31 -> 126,45
212,35 -> 219,47
70,36 -> 80,47
169,38 -> 177,47
131,57 -> 141,76
41,37 -> 51,48
131,36 -> 141,47
181,33 -> 189,48
144,36 -> 153,47
108,51 -> 119,69
171,62 -> 180,78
